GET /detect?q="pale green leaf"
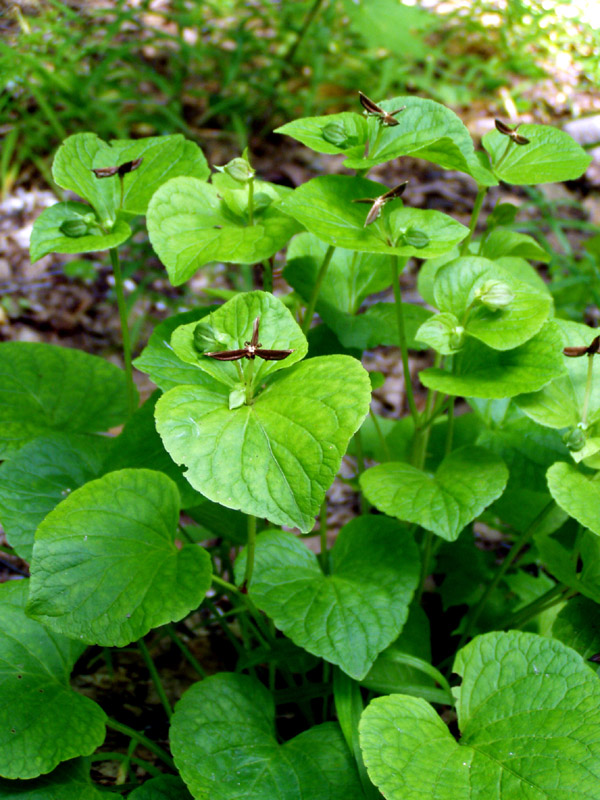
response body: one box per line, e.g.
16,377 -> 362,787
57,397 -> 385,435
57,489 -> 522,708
483,124 -> 591,184
279,175 -> 468,256
481,227 -> 550,262
0,759 -> 104,799
155,355 -> 371,532
360,446 -> 508,541
547,460 -> 600,537
419,322 -> 565,398
27,469 -> 212,646
432,256 -> 552,350
147,177 -> 301,285
275,112 -> 368,156
516,320 -> 600,429
30,201 -> 131,262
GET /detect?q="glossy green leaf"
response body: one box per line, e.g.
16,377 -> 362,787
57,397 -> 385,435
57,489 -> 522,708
480,227 -> 550,262
360,630 -> 600,799
133,307 -> 223,392
170,673 -> 362,800
102,392 -> 202,508
420,322 -> 565,398
0,759 -> 104,799
275,112 -> 368,155
515,320 -> 600,429
235,518 -> 419,679
547,461 -> 600,537
156,355 -> 371,532
147,177 -> 301,285
129,775 -> 193,800
360,446 -> 508,541
0,432 -> 113,561
0,581 -> 106,779
483,124 -> 591,184
415,311 -> 464,355
52,133 -> 209,224
30,201 -> 131,262
279,175 -> 468,256
0,342 -> 132,459
27,469 -> 211,646
432,256 -> 552,350
338,96 -> 496,185
170,291 -> 307,389
553,596 -> 600,665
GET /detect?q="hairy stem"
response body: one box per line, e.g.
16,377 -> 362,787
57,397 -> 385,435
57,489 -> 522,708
243,514 -> 257,590
459,186 -> 487,256
137,638 -> 172,719
105,718 -> 175,770
390,255 -> 419,422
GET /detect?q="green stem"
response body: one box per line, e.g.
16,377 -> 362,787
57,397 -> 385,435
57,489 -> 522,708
105,718 -> 175,770
416,530 -> 433,603
302,244 -> 336,333
211,573 -> 273,643
445,396 -> 455,456
459,186 -> 487,256
503,583 -> 572,630
109,247 -> 136,416
90,752 -> 164,779
243,515 -> 257,589
319,497 -> 328,572
164,624 -> 207,678
283,0 -> 326,64
137,639 -> 172,719
370,409 -> 391,461
262,258 -> 273,293
247,177 -> 254,226
390,255 -> 419,422
353,429 -> 371,514
459,500 -> 556,647
582,354 -> 595,428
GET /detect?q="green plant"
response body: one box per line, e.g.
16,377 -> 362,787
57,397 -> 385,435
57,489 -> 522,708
2,91 -> 600,798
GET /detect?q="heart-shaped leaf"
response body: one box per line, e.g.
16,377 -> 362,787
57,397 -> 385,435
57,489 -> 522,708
547,460 -> 600,537
156,354 -> 371,532
170,291 -> 307,389
360,446 -> 508,541
52,132 -> 209,223
0,581 -> 106,779
483,124 -> 591,184
360,630 -> 600,799
147,177 -> 301,285
432,256 -> 552,350
170,673 -> 362,800
133,307 -> 222,392
30,201 -> 132,262
0,759 -> 105,799
480,227 -> 550,262
234,517 -> 420,679
275,112 -> 368,155
420,321 -> 565,398
27,469 -> 212,646
0,342 -> 132,459
0,432 -> 113,561
515,320 -> 600,429
279,176 -> 468,256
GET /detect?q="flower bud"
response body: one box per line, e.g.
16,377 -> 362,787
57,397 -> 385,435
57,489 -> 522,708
474,280 -> 514,311
59,218 -> 90,238
217,157 -> 255,184
563,426 -> 586,452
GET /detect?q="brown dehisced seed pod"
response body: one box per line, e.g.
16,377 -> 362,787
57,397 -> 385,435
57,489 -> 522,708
204,317 -> 294,362
494,119 -> 530,146
92,157 -> 144,178
563,335 -> 600,358
358,92 -> 405,127
352,181 -> 409,227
